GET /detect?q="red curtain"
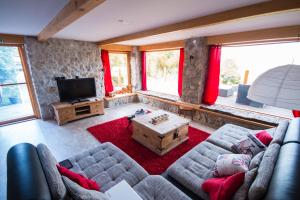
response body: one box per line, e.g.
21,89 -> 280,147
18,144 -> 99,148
202,45 -> 222,105
178,48 -> 184,97
141,51 -> 147,91
101,50 -> 114,96
293,110 -> 300,118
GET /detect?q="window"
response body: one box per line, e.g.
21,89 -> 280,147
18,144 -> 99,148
217,42 -> 300,118
146,50 -> 180,96
0,46 -> 35,123
109,52 -> 129,91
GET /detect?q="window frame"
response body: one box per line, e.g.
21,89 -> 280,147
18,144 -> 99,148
216,42 -> 298,119
0,44 -> 40,125
145,48 -> 181,96
108,51 -> 132,93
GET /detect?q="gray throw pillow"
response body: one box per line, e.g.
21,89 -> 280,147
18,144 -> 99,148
249,151 -> 265,170
248,143 -> 280,200
233,134 -> 266,157
37,144 -> 67,199
62,176 -> 109,200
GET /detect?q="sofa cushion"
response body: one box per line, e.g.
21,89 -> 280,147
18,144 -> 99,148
37,144 -> 67,200
233,168 -> 258,200
133,175 -> 191,200
62,176 -> 108,200
202,172 -> 245,200
213,154 -> 251,177
57,165 -> 100,191
248,143 -> 280,200
232,134 -> 266,157
67,142 -> 148,192
255,130 -> 273,146
270,120 -> 289,145
167,141 -> 232,199
207,124 -> 251,152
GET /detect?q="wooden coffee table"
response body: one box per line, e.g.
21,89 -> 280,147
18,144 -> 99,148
132,110 -> 191,156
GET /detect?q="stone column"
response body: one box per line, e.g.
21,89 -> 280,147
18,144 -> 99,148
181,37 -> 209,104
130,46 -> 142,91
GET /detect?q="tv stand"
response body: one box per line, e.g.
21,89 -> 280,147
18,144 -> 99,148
71,99 -> 90,104
51,99 -> 104,125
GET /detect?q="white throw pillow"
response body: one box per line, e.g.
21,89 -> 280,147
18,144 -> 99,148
233,134 -> 266,157
213,154 -> 251,177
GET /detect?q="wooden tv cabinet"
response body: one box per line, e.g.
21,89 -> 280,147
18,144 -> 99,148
52,99 -> 104,125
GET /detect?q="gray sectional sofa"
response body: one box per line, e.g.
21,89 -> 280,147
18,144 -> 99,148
7,118 -> 300,200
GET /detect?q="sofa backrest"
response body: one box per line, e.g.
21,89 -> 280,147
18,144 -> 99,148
283,118 -> 300,144
263,118 -> 300,200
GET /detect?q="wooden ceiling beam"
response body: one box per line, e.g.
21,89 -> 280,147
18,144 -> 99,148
38,0 -> 105,41
0,34 -> 24,44
99,44 -> 133,52
98,0 -> 300,45
207,25 -> 300,45
138,40 -> 184,51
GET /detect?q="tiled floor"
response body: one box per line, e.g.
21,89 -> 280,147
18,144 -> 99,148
0,103 -> 214,199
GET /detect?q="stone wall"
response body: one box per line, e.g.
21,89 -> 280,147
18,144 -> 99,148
138,95 -> 179,114
24,37 -> 103,119
130,47 -> 142,91
181,37 -> 209,104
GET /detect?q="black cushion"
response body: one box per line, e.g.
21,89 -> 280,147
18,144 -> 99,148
264,142 -> 300,200
7,143 -> 51,200
283,118 -> 300,144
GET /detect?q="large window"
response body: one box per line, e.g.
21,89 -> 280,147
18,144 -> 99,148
146,50 -> 180,96
109,52 -> 129,91
0,46 -> 35,123
217,42 -> 300,118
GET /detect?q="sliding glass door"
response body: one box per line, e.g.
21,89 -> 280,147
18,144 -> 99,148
0,45 -> 36,124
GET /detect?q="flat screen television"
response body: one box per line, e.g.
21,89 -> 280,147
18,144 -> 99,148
56,78 -> 96,102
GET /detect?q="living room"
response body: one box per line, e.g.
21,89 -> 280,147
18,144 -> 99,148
1,0 -> 300,200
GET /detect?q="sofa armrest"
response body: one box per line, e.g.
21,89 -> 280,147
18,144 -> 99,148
7,143 -> 51,200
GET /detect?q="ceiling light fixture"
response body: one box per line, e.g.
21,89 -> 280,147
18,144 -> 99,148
117,19 -> 130,25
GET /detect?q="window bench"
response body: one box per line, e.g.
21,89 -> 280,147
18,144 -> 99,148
136,91 -> 289,130
104,93 -> 138,108
103,90 -> 288,130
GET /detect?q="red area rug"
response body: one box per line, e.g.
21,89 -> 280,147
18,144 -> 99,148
87,117 -> 209,174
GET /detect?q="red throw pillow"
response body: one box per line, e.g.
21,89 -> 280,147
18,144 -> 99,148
255,130 -> 273,146
56,165 -> 100,191
202,172 -> 245,200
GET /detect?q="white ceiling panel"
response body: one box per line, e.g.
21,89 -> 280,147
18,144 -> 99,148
0,0 -> 68,35
1,0 -> 296,45
54,0 -> 267,41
